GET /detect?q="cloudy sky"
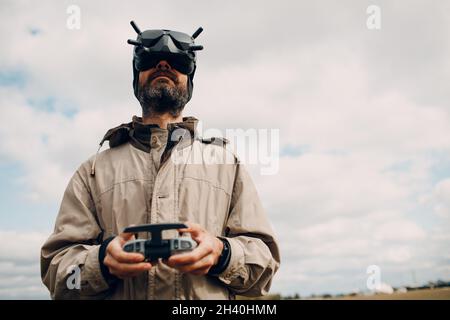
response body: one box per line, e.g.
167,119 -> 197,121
0,0 -> 449,299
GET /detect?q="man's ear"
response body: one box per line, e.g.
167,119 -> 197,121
138,71 -> 144,85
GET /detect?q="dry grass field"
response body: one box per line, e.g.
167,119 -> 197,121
237,286 -> 450,300
332,287 -> 450,300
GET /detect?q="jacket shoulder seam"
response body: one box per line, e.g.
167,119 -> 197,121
182,176 -> 232,197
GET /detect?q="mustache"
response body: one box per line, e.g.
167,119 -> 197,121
148,70 -> 178,83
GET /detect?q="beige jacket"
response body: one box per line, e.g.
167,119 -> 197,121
40,116 -> 280,300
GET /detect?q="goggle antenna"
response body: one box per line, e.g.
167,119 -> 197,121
192,27 -> 203,39
127,39 -> 142,46
189,45 -> 203,51
130,20 -> 142,35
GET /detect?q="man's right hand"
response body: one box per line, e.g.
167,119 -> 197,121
103,232 -> 152,279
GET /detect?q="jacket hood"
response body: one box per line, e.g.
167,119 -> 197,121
100,115 -> 199,150
90,115 -> 199,176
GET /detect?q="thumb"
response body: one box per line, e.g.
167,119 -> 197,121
116,232 -> 135,247
120,224 -> 137,241
118,231 -> 136,246
120,231 -> 135,241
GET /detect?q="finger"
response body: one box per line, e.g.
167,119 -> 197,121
108,241 -> 145,263
167,246 -> 209,266
191,265 -> 211,276
119,231 -> 136,243
107,258 -> 152,275
105,254 -> 150,270
167,241 -> 213,266
173,254 -> 215,273
178,221 -> 200,232
178,222 -> 205,241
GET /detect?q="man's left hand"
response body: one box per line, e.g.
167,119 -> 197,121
164,222 -> 223,275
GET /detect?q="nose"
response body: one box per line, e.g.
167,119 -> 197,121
156,60 -> 172,71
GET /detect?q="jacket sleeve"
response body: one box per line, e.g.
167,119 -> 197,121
40,163 -> 111,299
217,162 -> 281,297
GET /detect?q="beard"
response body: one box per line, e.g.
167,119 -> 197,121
137,77 -> 189,118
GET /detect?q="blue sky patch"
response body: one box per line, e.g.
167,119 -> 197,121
0,161 -> 57,232
27,96 -> 79,119
28,27 -> 42,36
0,69 -> 27,88
281,144 -> 310,157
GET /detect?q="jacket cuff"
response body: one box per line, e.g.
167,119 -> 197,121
208,237 -> 231,276
98,236 -> 119,285
82,245 -> 112,293
216,237 -> 246,284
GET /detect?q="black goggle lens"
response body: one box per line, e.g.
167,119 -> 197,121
136,53 -> 194,75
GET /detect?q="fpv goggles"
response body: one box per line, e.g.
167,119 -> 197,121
127,21 -> 204,100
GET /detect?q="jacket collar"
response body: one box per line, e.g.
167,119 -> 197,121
99,115 -> 199,152
90,115 -> 199,176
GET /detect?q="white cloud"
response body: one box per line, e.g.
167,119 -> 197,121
429,178 -> 450,218
373,220 -> 426,242
0,231 -> 48,262
0,231 -> 49,299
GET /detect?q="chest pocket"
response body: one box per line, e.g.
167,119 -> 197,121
178,166 -> 233,236
98,178 -> 152,235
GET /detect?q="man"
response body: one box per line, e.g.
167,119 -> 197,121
40,21 -> 280,299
